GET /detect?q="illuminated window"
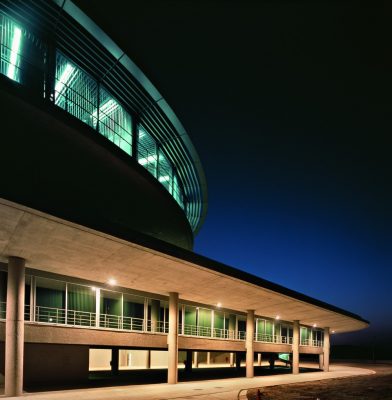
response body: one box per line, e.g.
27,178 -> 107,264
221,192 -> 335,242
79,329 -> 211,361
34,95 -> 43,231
138,127 -> 158,177
55,52 -> 98,128
0,15 -> 22,82
158,149 -> 172,193
97,88 -> 132,156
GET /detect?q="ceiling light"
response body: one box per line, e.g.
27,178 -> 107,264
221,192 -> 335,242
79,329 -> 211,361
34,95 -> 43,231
216,302 -> 222,308
108,278 -> 116,286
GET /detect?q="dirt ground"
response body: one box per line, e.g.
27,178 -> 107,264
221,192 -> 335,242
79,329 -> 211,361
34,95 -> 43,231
257,363 -> 392,400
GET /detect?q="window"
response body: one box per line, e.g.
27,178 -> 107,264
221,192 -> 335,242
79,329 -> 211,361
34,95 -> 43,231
138,127 -> 158,177
0,16 -> 22,82
98,87 -> 132,155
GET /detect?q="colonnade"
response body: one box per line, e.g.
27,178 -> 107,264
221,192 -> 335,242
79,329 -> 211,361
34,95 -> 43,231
3,257 -> 331,395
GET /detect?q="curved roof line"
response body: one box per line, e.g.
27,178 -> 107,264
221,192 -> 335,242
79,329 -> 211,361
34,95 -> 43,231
53,0 -> 208,234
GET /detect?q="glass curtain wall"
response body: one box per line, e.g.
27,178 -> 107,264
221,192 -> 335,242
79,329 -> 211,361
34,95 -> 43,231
0,13 -> 45,90
300,326 -> 311,345
98,87 -> 132,155
67,283 -> 96,326
123,293 -> 144,331
35,277 -> 66,323
214,310 -> 225,338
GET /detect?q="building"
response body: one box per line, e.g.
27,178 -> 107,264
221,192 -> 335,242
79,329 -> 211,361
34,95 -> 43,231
0,0 -> 368,397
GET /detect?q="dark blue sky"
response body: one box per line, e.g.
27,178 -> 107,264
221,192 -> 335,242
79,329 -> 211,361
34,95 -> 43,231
76,0 -> 391,344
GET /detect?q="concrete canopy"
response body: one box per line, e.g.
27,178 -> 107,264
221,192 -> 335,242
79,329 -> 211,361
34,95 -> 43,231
0,198 -> 368,334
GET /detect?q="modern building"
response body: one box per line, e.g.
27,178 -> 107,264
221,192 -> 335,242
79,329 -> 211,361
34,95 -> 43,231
0,0 -> 368,397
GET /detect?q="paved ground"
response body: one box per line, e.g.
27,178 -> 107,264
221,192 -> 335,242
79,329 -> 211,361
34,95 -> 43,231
0,363 -> 375,400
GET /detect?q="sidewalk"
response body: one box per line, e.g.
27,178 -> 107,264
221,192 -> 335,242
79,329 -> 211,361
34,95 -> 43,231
2,363 -> 375,400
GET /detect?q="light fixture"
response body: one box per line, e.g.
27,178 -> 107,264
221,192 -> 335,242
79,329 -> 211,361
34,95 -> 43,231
7,26 -> 22,81
216,302 -> 222,308
91,286 -> 96,291
275,315 -> 280,320
54,63 -> 76,103
108,278 -> 116,286
332,330 -> 336,333
313,323 -> 317,327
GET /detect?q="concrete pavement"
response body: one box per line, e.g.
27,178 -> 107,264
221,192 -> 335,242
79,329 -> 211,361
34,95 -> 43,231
1,363 -> 375,400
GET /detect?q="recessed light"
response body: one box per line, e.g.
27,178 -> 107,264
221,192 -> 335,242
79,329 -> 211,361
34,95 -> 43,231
108,278 -> 116,286
275,315 -> 280,320
313,323 -> 317,327
217,302 -> 222,308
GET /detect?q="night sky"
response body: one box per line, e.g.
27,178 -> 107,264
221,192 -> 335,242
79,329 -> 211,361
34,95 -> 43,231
74,0 -> 391,345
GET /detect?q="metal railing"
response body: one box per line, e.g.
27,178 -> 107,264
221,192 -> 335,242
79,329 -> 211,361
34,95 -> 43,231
0,302 -> 324,346
254,333 -> 293,345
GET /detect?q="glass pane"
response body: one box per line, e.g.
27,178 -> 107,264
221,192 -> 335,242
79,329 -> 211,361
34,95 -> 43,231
55,52 -> 97,128
123,293 -> 144,331
36,277 -> 65,324
67,283 -> 96,327
137,127 -> 157,177
158,149 -> 172,193
0,271 -> 6,319
98,87 -> 132,155
0,15 -> 23,83
100,289 -> 122,329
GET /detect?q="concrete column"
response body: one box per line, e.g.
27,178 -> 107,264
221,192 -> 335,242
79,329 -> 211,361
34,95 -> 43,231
229,352 -> 234,367
206,351 -> 211,365
146,350 -> 151,369
257,353 -> 262,366
246,310 -> 255,378
185,350 -> 192,373
5,257 -> 25,397
292,320 -> 300,374
167,292 -> 179,384
323,327 -> 330,372
151,299 -> 160,332
194,351 -> 199,368
319,353 -> 324,369
111,348 -> 119,375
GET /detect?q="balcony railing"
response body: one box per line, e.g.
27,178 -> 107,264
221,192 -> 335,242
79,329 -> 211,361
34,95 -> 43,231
0,302 -> 323,346
254,333 -> 293,345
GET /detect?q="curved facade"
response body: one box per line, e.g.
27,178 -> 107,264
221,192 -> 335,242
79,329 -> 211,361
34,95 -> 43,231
0,0 -> 207,246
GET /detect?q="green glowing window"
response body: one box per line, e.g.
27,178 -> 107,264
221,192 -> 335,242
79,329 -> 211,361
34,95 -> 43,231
138,127 -> 158,177
98,88 -> 132,156
158,149 -> 173,193
55,52 -> 98,128
173,174 -> 184,209
0,15 -> 23,83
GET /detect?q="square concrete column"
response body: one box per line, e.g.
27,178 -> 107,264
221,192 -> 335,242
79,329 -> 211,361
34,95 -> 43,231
5,257 -> 25,397
292,320 -> 300,374
246,310 -> 255,378
167,292 -> 179,384
323,327 -> 330,372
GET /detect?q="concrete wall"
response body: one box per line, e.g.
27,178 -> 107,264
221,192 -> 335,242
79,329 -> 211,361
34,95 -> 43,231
24,343 -> 89,385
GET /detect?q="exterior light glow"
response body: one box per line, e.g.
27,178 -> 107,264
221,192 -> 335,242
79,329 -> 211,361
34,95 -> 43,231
332,330 -> 336,333
216,302 -> 222,308
91,286 -> 96,291
138,155 -> 157,165
275,315 -> 280,320
7,26 -> 22,81
108,278 -> 116,286
313,323 -> 317,327
55,63 -> 76,103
